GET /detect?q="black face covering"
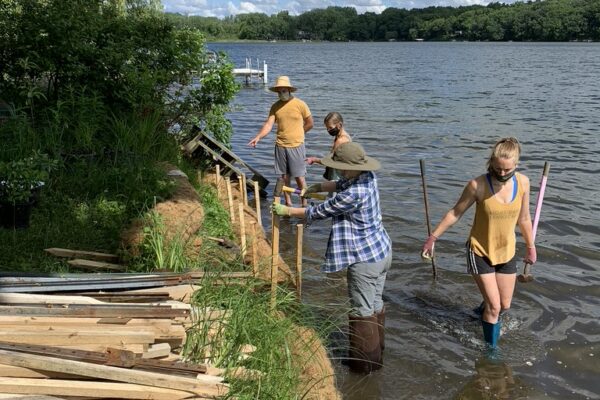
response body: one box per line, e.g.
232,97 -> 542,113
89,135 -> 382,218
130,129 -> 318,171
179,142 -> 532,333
489,168 -> 515,182
327,127 -> 340,136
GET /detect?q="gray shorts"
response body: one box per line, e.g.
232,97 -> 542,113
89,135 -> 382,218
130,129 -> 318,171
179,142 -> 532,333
274,144 -> 306,178
347,253 -> 392,317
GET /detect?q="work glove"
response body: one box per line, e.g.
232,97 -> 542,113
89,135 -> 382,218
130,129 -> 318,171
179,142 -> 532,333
271,203 -> 291,216
421,235 -> 438,260
524,247 -> 537,265
301,183 -> 322,197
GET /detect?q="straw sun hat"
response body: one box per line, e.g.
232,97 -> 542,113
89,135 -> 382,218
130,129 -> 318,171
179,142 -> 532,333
269,76 -> 297,92
321,142 -> 381,171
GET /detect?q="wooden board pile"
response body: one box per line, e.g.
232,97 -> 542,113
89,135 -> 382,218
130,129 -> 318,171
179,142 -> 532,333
0,249 -> 257,399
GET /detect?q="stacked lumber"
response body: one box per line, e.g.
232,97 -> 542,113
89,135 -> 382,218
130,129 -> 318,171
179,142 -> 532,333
0,252 -> 261,399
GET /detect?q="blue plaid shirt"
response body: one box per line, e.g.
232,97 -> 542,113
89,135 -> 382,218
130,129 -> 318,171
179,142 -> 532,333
304,171 -> 392,273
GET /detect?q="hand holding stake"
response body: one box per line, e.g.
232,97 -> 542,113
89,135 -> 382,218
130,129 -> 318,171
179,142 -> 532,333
518,162 -> 550,283
420,159 -> 438,279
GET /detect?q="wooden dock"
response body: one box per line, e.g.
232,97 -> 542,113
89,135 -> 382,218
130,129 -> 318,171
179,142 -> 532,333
233,58 -> 267,85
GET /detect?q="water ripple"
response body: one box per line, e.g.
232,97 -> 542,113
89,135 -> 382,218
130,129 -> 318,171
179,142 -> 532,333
214,41 -> 599,400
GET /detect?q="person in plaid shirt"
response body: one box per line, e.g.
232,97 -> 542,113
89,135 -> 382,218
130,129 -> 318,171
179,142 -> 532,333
273,142 -> 392,373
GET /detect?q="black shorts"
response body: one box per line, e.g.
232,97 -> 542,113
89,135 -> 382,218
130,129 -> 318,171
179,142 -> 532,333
466,242 -> 517,275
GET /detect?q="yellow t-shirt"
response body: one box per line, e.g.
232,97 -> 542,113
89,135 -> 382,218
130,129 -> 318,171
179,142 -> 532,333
269,97 -> 311,148
469,173 -> 523,265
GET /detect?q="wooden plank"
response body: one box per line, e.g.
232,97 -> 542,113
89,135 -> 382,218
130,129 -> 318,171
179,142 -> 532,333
120,285 -> 202,303
0,343 -> 207,376
0,274 -> 185,293
0,343 -> 207,377
71,292 -> 170,303
0,363 -> 90,379
0,331 -> 155,345
56,344 -> 146,354
141,343 -> 171,359
0,394 -> 69,400
193,130 -> 268,189
0,305 -> 189,318
192,140 -> 244,178
0,350 -> 227,398
0,293 -> 104,305
0,378 -> 196,400
67,259 -> 126,272
0,317 -> 174,327
0,325 -> 158,334
44,248 -> 119,263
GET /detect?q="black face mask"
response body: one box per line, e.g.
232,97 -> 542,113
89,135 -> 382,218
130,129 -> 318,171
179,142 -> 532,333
327,127 -> 340,136
489,168 -> 515,182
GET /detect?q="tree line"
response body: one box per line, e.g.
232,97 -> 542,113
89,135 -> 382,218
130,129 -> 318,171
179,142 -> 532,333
166,0 -> 600,42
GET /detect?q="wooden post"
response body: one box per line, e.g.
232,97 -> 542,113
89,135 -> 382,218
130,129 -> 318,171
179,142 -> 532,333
253,181 -> 261,229
270,196 -> 280,311
296,224 -> 303,301
215,165 -> 221,195
250,222 -> 258,277
419,159 -> 438,279
225,177 -> 234,224
238,202 -> 247,261
240,174 -> 248,206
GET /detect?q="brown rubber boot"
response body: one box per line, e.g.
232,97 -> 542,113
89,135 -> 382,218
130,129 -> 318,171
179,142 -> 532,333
375,306 -> 386,353
348,314 -> 382,373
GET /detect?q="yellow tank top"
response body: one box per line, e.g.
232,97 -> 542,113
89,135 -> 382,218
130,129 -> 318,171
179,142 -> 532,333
269,97 -> 311,148
469,173 -> 523,265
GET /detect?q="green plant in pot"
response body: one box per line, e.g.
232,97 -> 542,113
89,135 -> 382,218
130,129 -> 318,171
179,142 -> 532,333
0,151 -> 58,229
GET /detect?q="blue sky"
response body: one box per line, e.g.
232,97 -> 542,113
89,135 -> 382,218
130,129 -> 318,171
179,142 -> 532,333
162,0 -> 516,18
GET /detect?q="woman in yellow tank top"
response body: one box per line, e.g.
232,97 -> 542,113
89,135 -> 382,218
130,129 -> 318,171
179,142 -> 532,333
421,137 -> 536,348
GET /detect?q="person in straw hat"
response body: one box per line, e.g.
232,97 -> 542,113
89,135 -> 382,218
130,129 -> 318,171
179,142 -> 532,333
272,142 -> 392,374
248,76 -> 313,206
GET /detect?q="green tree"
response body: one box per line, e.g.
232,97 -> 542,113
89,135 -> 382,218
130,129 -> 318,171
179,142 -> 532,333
236,13 -> 271,40
161,0 -> 597,42
350,12 -> 379,41
0,0 -> 238,155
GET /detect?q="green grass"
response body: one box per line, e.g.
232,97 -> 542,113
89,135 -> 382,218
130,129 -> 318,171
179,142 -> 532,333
185,271 -> 336,399
0,105 -> 336,398
125,185 -> 337,399
0,190 -> 129,273
196,182 -> 235,239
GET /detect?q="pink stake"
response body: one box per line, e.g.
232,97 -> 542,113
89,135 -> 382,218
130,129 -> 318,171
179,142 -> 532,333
531,163 -> 550,240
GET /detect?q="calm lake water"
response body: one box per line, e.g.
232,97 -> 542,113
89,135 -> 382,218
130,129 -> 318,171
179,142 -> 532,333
209,42 -> 600,400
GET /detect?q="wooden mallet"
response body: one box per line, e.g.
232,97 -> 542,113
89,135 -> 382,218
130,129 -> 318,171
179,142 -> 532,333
273,178 -> 327,201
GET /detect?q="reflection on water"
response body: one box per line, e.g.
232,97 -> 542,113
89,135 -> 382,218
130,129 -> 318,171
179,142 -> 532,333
211,42 -> 600,399
455,357 -> 525,400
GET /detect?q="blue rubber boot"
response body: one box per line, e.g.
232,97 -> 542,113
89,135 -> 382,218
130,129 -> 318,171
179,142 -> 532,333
482,320 -> 501,348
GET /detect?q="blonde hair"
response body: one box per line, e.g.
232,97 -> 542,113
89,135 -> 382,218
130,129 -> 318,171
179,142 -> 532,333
486,137 -> 521,169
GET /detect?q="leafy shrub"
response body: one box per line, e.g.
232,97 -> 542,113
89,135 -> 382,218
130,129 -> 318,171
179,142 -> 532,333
0,150 -> 58,203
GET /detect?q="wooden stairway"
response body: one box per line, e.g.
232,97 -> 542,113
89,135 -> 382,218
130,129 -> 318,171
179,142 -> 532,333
183,126 -> 269,197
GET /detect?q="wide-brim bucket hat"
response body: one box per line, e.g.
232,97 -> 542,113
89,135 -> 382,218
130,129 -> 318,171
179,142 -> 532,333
269,76 -> 297,92
321,142 -> 381,171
